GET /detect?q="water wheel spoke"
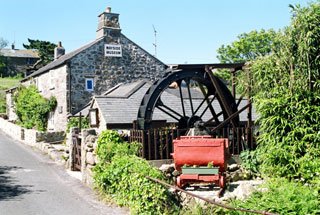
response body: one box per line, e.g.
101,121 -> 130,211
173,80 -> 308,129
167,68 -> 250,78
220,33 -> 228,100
194,93 -> 209,116
178,83 -> 186,117
155,105 -> 181,121
204,111 -> 223,125
156,99 -> 183,121
199,94 -> 216,118
186,79 -> 194,115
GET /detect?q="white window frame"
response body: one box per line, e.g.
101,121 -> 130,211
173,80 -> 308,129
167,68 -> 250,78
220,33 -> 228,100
49,70 -> 55,90
36,77 -> 42,92
85,78 -> 94,91
48,111 -> 54,130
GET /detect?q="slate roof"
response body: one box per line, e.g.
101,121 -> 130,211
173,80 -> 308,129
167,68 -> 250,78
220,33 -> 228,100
0,49 -> 39,58
21,38 -> 103,81
21,33 -> 167,82
93,80 -> 257,125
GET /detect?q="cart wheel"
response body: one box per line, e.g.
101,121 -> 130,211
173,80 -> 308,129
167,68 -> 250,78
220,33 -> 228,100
219,175 -> 226,188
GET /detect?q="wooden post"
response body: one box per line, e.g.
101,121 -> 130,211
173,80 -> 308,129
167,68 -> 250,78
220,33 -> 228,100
246,66 -> 252,149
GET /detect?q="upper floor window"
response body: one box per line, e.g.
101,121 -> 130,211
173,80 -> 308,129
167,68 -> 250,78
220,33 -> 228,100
86,78 -> 94,91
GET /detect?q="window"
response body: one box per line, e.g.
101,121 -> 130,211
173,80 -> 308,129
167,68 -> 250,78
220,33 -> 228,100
36,78 -> 42,92
86,78 -> 94,91
48,111 -> 54,130
49,70 -> 55,89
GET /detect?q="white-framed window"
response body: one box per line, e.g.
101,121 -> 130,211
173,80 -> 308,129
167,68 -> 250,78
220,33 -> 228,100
49,70 -> 55,89
36,78 -> 42,92
48,111 -> 54,130
85,78 -> 94,91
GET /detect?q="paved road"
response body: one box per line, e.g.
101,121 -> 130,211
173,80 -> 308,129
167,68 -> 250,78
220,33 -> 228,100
0,130 -> 128,215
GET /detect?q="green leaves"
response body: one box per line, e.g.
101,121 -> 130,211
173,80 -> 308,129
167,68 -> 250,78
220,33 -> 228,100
23,38 -> 57,67
14,85 -> 57,131
66,117 -> 89,133
256,91 -> 320,182
93,130 -> 179,214
228,178 -> 320,215
217,29 -> 278,64
245,2 -> 320,184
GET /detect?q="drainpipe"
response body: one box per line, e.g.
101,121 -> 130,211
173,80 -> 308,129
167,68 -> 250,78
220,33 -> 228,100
67,61 -> 72,115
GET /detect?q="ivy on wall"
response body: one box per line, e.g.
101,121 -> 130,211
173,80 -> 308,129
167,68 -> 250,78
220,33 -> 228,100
14,85 -> 57,131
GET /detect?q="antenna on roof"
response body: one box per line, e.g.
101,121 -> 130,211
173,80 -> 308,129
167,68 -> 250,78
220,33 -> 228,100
12,31 -> 16,49
152,25 -> 157,57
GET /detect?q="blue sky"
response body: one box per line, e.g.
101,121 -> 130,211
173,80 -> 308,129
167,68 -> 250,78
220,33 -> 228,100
0,0 -> 311,64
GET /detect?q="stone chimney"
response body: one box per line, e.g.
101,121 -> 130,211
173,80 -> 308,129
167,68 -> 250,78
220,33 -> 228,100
96,6 -> 121,43
54,41 -> 65,60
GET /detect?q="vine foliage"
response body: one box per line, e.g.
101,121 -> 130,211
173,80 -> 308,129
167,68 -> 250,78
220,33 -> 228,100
14,85 -> 57,131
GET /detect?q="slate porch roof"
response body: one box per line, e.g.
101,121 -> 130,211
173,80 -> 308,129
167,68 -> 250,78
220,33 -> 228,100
92,80 -> 257,125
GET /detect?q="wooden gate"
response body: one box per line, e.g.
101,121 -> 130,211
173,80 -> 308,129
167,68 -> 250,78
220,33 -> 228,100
72,130 -> 81,171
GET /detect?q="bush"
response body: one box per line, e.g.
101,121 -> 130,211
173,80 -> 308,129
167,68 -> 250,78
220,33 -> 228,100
14,85 -> 56,131
256,91 -> 320,183
96,130 -> 141,163
66,117 -> 90,133
240,150 -> 260,174
227,178 -> 320,215
94,155 -> 179,214
93,130 -> 179,214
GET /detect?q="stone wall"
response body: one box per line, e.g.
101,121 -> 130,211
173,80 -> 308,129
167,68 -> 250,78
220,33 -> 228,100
26,65 -> 69,132
0,117 -> 65,146
69,34 -> 167,113
80,129 -> 98,187
6,89 -> 18,122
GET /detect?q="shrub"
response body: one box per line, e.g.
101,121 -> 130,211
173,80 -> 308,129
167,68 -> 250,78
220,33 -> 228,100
96,130 -> 141,163
66,117 -> 89,133
95,155 -> 179,214
256,91 -> 320,183
240,150 -> 260,174
93,130 -> 179,214
227,178 -> 320,215
14,85 -> 56,131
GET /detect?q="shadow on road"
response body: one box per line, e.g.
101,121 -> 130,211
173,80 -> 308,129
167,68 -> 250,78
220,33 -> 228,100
0,166 -> 33,201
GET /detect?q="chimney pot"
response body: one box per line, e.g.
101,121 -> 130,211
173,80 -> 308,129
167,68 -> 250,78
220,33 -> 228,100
106,7 -> 111,13
54,41 -> 65,60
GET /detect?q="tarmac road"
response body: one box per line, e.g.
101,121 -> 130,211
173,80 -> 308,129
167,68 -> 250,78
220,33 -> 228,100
0,130 -> 128,215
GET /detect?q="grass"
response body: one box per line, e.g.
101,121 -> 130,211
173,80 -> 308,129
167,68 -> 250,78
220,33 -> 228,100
0,77 -> 20,90
0,77 -> 21,113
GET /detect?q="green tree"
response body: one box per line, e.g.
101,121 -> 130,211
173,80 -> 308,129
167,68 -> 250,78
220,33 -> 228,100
0,37 -> 8,76
23,38 -> 57,69
250,2 -> 320,184
217,29 -> 278,63
215,30 -> 278,93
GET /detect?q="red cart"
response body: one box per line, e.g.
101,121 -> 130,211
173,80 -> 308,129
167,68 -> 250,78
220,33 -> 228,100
172,136 -> 229,188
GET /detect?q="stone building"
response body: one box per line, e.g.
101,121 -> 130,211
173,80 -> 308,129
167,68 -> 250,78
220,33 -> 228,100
7,6 -> 167,132
0,45 -> 39,76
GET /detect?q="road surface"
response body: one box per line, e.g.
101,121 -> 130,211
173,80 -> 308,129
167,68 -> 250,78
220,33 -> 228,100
0,130 -> 128,215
